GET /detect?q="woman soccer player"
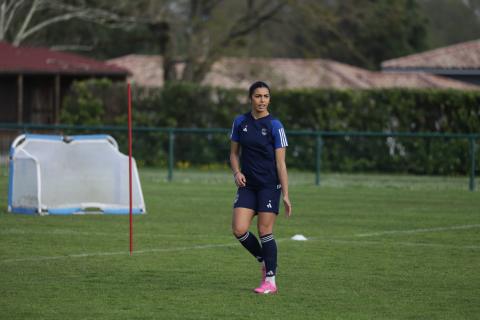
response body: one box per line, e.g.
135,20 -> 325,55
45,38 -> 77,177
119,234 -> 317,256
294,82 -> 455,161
230,81 -> 292,294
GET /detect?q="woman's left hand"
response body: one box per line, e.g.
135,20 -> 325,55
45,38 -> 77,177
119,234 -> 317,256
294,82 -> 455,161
234,172 -> 247,187
283,196 -> 292,218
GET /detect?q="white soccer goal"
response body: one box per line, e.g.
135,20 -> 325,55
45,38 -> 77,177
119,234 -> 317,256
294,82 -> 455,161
8,134 -> 146,215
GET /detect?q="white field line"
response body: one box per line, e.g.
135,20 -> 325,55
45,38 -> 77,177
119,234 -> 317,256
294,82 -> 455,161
315,239 -> 480,250
0,243 -> 239,264
0,239 -> 290,264
0,228 -> 117,237
4,224 -> 478,239
353,224 -> 480,238
0,228 -> 231,239
2,224 -> 479,264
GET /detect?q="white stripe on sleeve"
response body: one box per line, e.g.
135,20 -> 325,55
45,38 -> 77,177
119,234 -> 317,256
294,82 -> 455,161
230,120 -> 235,139
279,128 -> 288,147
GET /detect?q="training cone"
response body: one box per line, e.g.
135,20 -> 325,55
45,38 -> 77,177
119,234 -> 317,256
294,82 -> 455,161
291,234 -> 308,241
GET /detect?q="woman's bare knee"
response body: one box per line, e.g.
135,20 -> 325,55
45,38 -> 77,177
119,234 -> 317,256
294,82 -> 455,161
257,212 -> 276,236
232,208 -> 255,237
232,226 -> 249,237
257,226 -> 273,236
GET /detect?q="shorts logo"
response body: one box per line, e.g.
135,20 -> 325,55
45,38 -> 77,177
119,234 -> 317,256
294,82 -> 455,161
261,128 -> 267,136
267,200 -> 272,209
243,125 -> 248,132
234,193 -> 239,204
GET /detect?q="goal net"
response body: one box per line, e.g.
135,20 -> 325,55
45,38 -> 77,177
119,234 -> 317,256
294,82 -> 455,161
8,134 -> 146,215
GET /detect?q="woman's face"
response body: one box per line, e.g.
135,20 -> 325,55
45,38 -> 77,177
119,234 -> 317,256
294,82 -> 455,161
250,87 -> 270,114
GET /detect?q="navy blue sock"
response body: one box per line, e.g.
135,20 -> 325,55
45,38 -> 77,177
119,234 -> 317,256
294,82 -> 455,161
260,233 -> 277,276
236,231 -> 263,262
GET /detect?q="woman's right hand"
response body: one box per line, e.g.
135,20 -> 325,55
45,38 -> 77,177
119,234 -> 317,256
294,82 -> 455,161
234,172 -> 247,187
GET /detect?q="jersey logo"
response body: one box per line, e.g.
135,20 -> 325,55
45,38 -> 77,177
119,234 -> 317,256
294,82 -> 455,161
267,200 -> 272,209
243,125 -> 248,132
261,128 -> 268,136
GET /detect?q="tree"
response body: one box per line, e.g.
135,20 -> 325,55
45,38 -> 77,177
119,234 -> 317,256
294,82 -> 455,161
463,0 -> 480,17
1,0 -> 435,80
213,0 -> 429,69
418,0 -> 480,48
160,0 -> 287,82
2,0 -> 287,83
0,0 -> 136,46
259,0 -> 428,69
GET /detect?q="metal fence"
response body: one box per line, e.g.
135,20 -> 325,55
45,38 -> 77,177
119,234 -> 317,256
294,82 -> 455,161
0,123 -> 478,191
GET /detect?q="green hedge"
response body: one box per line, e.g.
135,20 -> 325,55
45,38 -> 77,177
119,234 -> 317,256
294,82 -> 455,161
272,89 -> 480,173
61,80 -> 480,173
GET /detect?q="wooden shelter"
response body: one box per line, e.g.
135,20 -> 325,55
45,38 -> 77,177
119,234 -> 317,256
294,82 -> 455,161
0,42 -> 128,124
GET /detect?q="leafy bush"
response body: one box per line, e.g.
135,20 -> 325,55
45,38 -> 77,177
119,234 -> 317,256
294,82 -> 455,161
61,81 -> 480,174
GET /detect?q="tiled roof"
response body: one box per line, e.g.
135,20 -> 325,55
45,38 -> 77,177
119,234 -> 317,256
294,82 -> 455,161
107,55 -> 165,86
0,42 -> 128,75
205,58 -> 373,89
108,55 -> 479,90
382,39 -> 480,70
206,58 -> 479,90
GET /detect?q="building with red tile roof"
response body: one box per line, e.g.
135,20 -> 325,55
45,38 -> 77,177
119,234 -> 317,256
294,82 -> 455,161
108,55 -> 478,91
0,42 -> 128,75
0,42 -> 129,125
382,39 -> 480,86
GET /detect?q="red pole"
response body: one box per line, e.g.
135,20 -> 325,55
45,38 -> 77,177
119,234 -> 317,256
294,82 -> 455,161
128,82 -> 133,255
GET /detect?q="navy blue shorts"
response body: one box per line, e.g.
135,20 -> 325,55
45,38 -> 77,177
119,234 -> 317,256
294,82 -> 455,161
233,186 -> 282,214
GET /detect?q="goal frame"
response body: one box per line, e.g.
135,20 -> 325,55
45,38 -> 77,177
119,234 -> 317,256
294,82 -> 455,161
8,134 -> 146,215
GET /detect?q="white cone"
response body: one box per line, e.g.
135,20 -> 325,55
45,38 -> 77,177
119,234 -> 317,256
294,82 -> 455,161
291,234 -> 308,241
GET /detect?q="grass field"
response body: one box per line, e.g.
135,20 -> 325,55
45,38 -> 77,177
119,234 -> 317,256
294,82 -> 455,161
0,169 -> 479,319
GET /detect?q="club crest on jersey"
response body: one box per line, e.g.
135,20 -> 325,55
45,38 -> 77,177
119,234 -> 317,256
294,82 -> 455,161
242,125 -> 248,132
261,128 -> 268,136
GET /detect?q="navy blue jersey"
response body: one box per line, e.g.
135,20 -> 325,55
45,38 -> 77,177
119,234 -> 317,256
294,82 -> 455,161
230,112 -> 288,188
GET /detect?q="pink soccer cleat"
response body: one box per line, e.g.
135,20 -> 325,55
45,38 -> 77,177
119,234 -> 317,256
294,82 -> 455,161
254,281 -> 277,294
